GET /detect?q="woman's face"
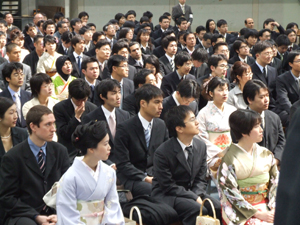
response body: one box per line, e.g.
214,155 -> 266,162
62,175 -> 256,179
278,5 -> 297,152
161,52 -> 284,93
288,32 -> 297,43
292,25 -> 299,34
145,63 -> 156,75
209,21 -> 215,31
211,84 -> 228,104
246,122 -> 263,143
119,17 -> 126,26
61,60 -> 73,75
126,29 -> 133,41
0,104 -> 18,128
237,68 -> 252,87
12,37 -> 24,48
91,134 -> 111,161
39,82 -> 53,97
140,33 -> 150,43
45,42 -> 56,53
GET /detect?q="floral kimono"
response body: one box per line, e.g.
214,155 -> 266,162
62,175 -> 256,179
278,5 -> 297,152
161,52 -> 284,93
51,74 -> 76,101
196,101 -> 236,168
56,156 -> 124,225
217,143 -> 279,225
36,51 -> 62,77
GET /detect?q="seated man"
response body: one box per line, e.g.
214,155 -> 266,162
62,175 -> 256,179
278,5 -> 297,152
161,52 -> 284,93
82,79 -> 130,165
195,25 -> 206,46
199,33 -> 212,53
245,17 -> 254,29
243,79 -> 285,166
0,62 -> 31,128
190,48 -> 209,79
53,79 -> 97,163
258,29 -> 272,41
161,51 -> 196,97
244,29 -> 259,56
182,32 -> 198,54
114,84 -> 168,197
152,105 -> 221,224
263,18 -> 285,41
0,105 -> 69,225
228,40 -> 255,65
56,31 -> 73,56
275,34 -> 290,73
53,21 -> 69,41
159,35 -> 178,76
128,41 -> 148,73
24,23 -> 37,52
216,19 -> 236,44
79,26 -> 93,52
161,79 -> 200,120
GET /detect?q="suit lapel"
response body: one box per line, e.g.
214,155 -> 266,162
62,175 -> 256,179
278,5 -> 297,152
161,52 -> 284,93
23,140 -> 44,178
44,144 -> 56,179
174,139 -> 191,174
133,116 -> 147,151
287,72 -> 300,96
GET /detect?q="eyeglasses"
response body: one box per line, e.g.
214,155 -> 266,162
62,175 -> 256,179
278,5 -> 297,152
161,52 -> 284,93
293,60 -> 300,63
244,72 -> 253,77
217,64 -> 229,69
117,65 -> 129,68
184,117 -> 197,124
183,63 -> 193,67
12,72 -> 24,77
261,51 -> 273,56
239,45 -> 249,49
220,49 -> 229,53
42,83 -> 54,88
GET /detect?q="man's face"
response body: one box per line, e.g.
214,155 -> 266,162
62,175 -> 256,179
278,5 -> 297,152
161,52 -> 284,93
211,60 -> 228,77
33,13 -> 43,25
45,24 -> 55,35
34,38 -> 45,52
179,0 -> 186,4
215,45 -> 229,60
140,96 -> 163,118
59,23 -> 69,34
126,14 -> 135,22
0,23 -> 7,33
114,61 -> 129,78
178,21 -> 188,31
202,38 -> 211,49
160,19 -> 170,30
5,14 -> 13,25
218,24 -> 228,35
248,88 -> 269,113
177,60 -> 193,75
177,92 -> 195,106
27,26 -> 37,38
72,97 -> 87,107
237,43 -> 249,57
81,16 -> 89,26
246,35 -> 257,47
73,22 -> 82,32
90,26 -> 96,34
31,114 -> 56,142
102,87 -> 121,108
245,18 -> 254,29
259,31 -> 271,41
6,68 -> 24,88
185,33 -> 196,48
96,44 -> 111,61
106,25 -> 116,37
116,47 -> 129,59
164,41 -> 177,57
0,35 -> 7,48
277,45 -> 288,54
83,30 -> 93,42
83,62 -> 99,81
130,44 -> 142,60
7,46 -> 21,62
145,74 -> 156,86
289,55 -> 300,72
256,47 -> 273,65
177,111 -> 199,136
264,22 -> 274,31
73,40 -> 86,54
197,30 -> 206,40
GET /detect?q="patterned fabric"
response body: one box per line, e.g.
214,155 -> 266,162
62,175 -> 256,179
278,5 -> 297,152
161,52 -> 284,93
51,75 -> 76,101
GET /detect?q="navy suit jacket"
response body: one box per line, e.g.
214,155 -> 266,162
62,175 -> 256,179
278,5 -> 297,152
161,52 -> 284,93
68,53 -> 90,78
24,36 -> 35,52
228,55 -> 255,66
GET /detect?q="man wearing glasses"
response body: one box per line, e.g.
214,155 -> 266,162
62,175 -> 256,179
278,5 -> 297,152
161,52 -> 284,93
229,40 -> 255,66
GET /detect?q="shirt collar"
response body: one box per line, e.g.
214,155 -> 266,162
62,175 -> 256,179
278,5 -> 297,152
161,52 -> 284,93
176,70 -> 185,80
177,137 -> 193,151
238,55 -> 247,63
28,136 -> 47,158
172,91 -> 180,106
7,86 -> 20,98
138,112 -> 153,131
84,77 -> 96,86
110,76 -> 123,85
165,53 -> 175,62
255,61 -> 265,73
101,105 -> 116,120
179,3 -> 185,7
290,70 -> 300,81
70,98 -> 77,110
73,51 -> 83,59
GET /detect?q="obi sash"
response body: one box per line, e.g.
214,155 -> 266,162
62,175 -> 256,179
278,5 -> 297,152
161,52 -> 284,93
77,199 -> 105,225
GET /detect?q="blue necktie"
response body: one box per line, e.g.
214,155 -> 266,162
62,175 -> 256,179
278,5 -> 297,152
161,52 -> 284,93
77,56 -> 81,73
144,123 -> 151,148
120,82 -> 123,109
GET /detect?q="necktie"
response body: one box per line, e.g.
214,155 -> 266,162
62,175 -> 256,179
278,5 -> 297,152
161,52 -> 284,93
14,93 -> 21,120
38,149 -> 46,175
280,54 -> 283,61
138,61 -> 143,68
181,76 -> 184,81
297,79 -> 300,90
77,56 -> 81,73
90,85 -> 95,101
108,114 -> 116,139
185,146 -> 193,170
170,59 -> 175,71
182,5 -> 185,14
263,67 -> 268,83
120,82 -> 123,109
144,123 -> 151,148
65,48 -> 68,55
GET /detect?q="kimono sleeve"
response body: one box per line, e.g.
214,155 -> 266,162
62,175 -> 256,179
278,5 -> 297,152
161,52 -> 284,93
268,155 -> 279,209
36,57 -> 46,73
217,161 -> 257,224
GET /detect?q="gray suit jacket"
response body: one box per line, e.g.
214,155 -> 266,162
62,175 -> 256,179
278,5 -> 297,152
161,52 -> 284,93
171,4 -> 193,25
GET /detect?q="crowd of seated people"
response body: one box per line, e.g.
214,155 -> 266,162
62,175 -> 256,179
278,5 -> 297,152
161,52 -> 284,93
0,0 -> 299,223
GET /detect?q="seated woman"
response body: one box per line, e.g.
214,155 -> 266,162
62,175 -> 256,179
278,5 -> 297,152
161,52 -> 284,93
196,77 -> 236,170
36,35 -> 62,77
218,109 -> 278,225
136,28 -> 154,55
144,55 -> 163,88
8,29 -> 29,62
56,121 -> 124,225
118,27 -> 133,42
227,61 -> 253,109
51,55 -> 76,101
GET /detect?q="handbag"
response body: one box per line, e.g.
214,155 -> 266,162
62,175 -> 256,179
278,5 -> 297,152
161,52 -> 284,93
43,181 -> 59,209
196,198 -> 220,225
129,206 -> 143,225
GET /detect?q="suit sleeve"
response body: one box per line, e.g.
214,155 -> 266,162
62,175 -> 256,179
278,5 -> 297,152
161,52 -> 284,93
276,77 -> 292,114
171,6 -> 177,22
123,96 -> 137,117
273,115 -> 286,162
25,66 -> 32,91
187,6 -> 193,24
161,77 -> 172,97
277,24 -> 285,34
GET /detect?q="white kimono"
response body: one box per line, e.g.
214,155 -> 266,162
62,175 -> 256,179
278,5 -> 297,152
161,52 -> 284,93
56,157 -> 124,225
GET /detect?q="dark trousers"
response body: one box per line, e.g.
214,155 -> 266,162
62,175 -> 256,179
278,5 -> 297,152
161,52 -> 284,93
125,180 -> 152,197
13,217 -> 37,225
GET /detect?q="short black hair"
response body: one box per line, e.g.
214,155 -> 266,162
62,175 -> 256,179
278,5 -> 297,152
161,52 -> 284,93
3,12 -> 12,20
139,16 -> 150,24
275,34 -> 290,47
165,105 -> 194,137
43,35 -> 56,47
211,33 -> 224,45
287,51 -> 300,64
163,12 -> 171,17
195,25 -> 206,34
175,17 -> 187,26
285,28 -> 296,37
115,13 -> 125,21
144,55 -> 160,74
2,62 -> 23,83
70,18 -> 81,29
243,79 -> 268,105
263,18 -> 275,28
53,12 -> 64,22
134,69 -> 153,89
174,51 -> 192,69
96,79 -> 120,105
42,19 -> 55,32
87,22 -> 96,29
232,39 -> 248,53
177,79 -> 200,99
92,31 -> 104,43
244,29 -> 259,39
61,31 -> 74,43
81,57 -> 98,71
203,33 -> 212,41
69,78 -> 90,99
37,20 -> 45,28
229,109 -> 262,141
129,41 -> 140,52
57,21 -> 67,29
125,10 -> 136,18
107,55 -> 127,73
112,41 -> 130,54
161,30 -> 176,40
122,21 -> 135,28
30,73 -> 52,98
33,34 -> 44,43
135,84 -> 163,106
103,22 -> 114,32
0,19 -> 8,27
71,34 -> 85,49
286,22 -> 298,30
24,22 -> 35,32
79,25 -> 92,35
143,11 -> 153,19
258,29 -> 271,37
253,41 -> 272,55
95,39 -> 110,50
118,27 -> 132,40
26,105 -> 53,135
78,11 -> 89,19
6,43 -> 19,54
161,35 -> 177,50
191,48 -> 208,63
0,97 -> 15,119
183,32 -> 196,42
207,54 -> 227,69
213,42 -> 228,54
159,15 -> 169,23
207,76 -> 229,97
217,19 -> 227,28
72,121 -> 108,155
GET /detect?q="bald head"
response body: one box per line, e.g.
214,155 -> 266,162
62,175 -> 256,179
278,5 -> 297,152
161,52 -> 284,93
245,18 -> 254,29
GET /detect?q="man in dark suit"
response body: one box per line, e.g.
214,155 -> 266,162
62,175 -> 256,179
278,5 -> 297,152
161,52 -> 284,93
53,79 -> 97,163
216,19 -> 236,45
0,105 -> 69,225
152,15 -> 170,40
115,84 -> 168,197
23,34 -> 44,75
68,35 -> 90,78
159,35 -> 177,76
94,39 -> 112,80
228,40 -> 256,66
191,48 -> 209,79
263,18 -> 285,41
0,62 -> 31,128
82,79 -> 130,166
53,21 -> 69,41
128,42 -> 148,73
251,41 -> 278,111
275,34 -> 290,73
161,51 -> 196,97
0,43 -> 32,91
182,32 -> 199,55
23,23 -> 37,52
275,52 -> 300,127
161,79 -> 199,120
242,80 -> 285,166
152,105 -> 221,224
172,0 -> 193,32
56,31 -> 73,56
153,30 -> 177,58
195,25 -> 206,46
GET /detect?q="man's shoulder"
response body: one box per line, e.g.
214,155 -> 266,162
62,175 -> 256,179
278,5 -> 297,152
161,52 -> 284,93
85,101 -> 97,111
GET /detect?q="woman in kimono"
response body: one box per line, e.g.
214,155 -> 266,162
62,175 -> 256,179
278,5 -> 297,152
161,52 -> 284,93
218,109 -> 278,225
51,55 -> 76,101
36,35 -> 62,77
196,76 -> 236,170
56,121 -> 124,225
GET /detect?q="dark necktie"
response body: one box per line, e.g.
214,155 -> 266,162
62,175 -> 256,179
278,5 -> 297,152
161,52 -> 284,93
144,123 -> 151,148
38,149 -> 46,175
120,82 -> 123,109
263,67 -> 268,84
65,48 -> 68,55
77,56 -> 82,73
90,85 -> 95,101
185,146 -> 193,170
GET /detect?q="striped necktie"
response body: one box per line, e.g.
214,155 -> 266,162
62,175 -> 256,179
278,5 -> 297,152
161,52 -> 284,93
38,149 -> 46,175
144,123 -> 151,148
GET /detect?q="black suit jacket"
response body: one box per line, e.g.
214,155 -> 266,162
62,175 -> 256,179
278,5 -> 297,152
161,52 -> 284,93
153,46 -> 165,59
159,55 -> 174,76
84,47 -> 96,57
251,63 -> 277,110
23,50 -> 39,75
123,91 -> 139,117
0,140 -> 69,225
68,53 -> 90,78
225,33 -> 237,45
24,36 -> 35,52
101,64 -> 136,81
269,57 -> 282,76
228,55 -> 255,66
128,54 -> 148,73
271,25 -> 285,41
82,106 -> 130,162
56,43 -> 71,56
86,79 -> 100,104
53,99 -> 97,162
114,115 -> 168,190
172,4 -> 193,29
160,95 -> 198,120
276,51 -> 290,73
152,137 -> 207,206
161,71 -> 196,97
0,89 -> 31,128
